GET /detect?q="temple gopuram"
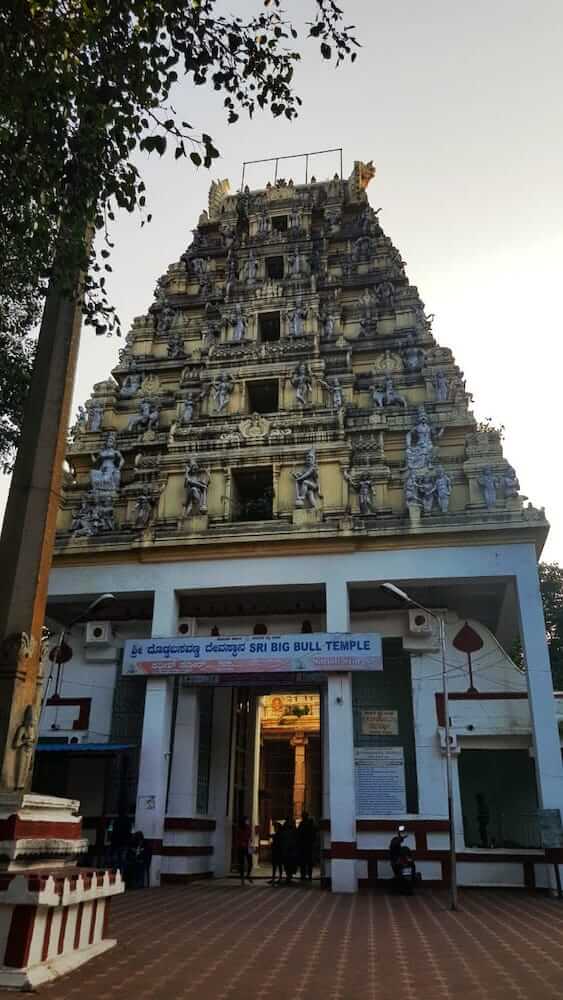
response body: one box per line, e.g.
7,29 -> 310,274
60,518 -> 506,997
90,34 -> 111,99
40,156 -> 563,894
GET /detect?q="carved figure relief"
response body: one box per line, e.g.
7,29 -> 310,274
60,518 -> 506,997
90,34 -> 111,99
120,372 -> 141,398
184,458 -> 210,515
291,362 -> 313,407
12,705 -> 35,790
86,401 -> 104,433
479,467 -> 498,508
318,376 -> 344,411
371,376 -> 407,409
127,398 -> 160,435
344,469 -> 376,515
433,369 -> 449,402
239,413 -> 271,441
406,407 -> 443,470
90,432 -> 124,492
286,302 -> 308,338
211,373 -> 236,414
293,447 -> 320,509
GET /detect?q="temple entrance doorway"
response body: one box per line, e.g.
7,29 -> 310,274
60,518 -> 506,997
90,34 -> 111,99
230,687 -> 322,879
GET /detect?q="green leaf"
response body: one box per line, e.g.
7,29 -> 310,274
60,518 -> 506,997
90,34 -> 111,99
190,151 -> 202,167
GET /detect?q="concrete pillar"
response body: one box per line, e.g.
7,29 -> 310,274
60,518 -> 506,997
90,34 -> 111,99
325,577 -> 357,893
210,688 -> 234,875
135,589 -> 177,884
167,688 -> 199,818
515,554 -> 563,812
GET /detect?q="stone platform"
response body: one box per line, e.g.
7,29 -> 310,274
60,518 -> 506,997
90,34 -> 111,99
9,882 -> 563,999
0,794 -> 124,989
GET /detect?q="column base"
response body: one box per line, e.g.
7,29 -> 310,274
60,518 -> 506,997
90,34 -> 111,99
0,793 -> 124,988
0,935 -> 116,991
0,867 -> 124,991
330,858 -> 358,893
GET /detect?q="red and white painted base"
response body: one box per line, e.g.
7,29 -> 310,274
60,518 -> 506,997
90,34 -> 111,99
0,867 -> 124,989
0,793 -> 124,989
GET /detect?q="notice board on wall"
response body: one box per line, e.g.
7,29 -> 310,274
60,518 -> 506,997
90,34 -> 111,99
354,747 -> 407,816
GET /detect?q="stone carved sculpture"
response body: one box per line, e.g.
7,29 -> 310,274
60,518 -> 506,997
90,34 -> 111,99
285,301 -> 308,338
178,390 -> 203,426
90,432 -> 124,491
72,493 -> 116,536
402,338 -> 425,373
288,204 -> 303,231
502,465 -> 520,498
293,447 -> 320,509
244,250 -> 258,286
352,235 -> 374,261
318,376 -> 344,411
134,492 -> 159,530
418,475 -> 436,514
167,331 -> 184,359
479,467 -> 498,508
120,371 -> 142,398
291,362 -> 313,407
158,304 -> 175,336
127,398 -> 160,435
184,457 -> 210,515
406,407 -> 443,470
375,281 -> 395,308
211,373 -> 236,414
433,369 -> 449,402
257,209 -> 270,237
287,247 -> 302,278
230,303 -> 247,341
12,705 -> 36,790
371,376 -> 407,409
344,469 -> 376,515
403,466 -> 451,515
434,466 -> 452,513
86,401 -> 104,433
239,413 -> 270,440
404,470 -> 419,507
318,306 -> 339,339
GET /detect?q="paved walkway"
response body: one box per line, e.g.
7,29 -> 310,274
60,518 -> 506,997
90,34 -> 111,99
11,883 -> 563,999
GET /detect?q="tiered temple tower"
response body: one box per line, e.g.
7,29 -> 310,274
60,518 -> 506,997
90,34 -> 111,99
59,159 -> 544,549
45,158 -> 562,895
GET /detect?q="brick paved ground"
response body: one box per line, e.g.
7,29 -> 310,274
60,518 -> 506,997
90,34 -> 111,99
5,882 -> 563,999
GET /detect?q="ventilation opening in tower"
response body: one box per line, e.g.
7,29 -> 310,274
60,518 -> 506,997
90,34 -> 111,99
232,467 -> 274,522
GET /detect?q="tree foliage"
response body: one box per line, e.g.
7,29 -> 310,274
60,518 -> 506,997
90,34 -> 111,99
0,0 -> 358,468
539,562 -> 563,690
0,0 -> 357,333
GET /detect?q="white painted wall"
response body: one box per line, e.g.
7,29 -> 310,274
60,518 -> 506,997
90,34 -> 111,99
46,539 -> 563,890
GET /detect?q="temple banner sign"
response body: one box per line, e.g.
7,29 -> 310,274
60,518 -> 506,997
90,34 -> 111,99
123,633 -> 382,676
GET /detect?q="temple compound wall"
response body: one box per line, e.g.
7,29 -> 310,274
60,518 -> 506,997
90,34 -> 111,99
41,159 -> 563,893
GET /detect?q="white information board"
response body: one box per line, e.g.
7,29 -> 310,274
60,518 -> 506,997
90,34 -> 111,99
354,747 -> 407,816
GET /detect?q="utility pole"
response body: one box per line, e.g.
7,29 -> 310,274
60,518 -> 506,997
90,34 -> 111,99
0,270 -> 83,793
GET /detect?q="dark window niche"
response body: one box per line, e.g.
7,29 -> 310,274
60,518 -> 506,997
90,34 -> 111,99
232,467 -> 274,522
265,256 -> 284,280
247,379 -> 279,414
271,215 -> 288,233
258,311 -> 281,343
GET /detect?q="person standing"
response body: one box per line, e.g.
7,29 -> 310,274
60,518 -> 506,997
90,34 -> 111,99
109,807 -> 132,872
280,816 -> 298,883
235,816 -> 253,885
297,811 -> 316,881
269,822 -> 284,885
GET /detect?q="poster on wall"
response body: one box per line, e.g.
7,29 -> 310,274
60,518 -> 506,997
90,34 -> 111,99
123,633 -> 382,676
354,747 -> 407,816
360,709 -> 399,736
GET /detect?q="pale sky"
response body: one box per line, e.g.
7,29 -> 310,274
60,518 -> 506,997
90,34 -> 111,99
2,0 -> 562,561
